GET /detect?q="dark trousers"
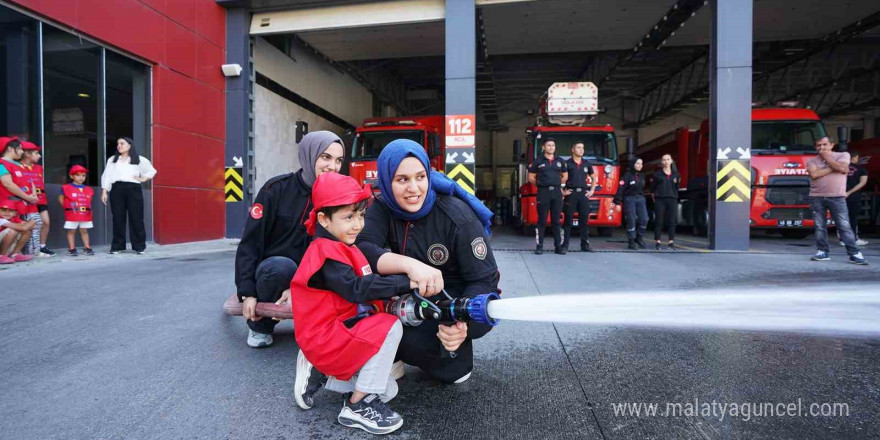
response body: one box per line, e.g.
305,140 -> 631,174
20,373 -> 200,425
536,186 -> 562,249
248,256 -> 298,334
653,197 -> 678,241
810,196 -> 859,256
109,182 -> 147,252
846,195 -> 861,240
563,190 -> 591,249
396,320 -> 474,384
624,196 -> 648,240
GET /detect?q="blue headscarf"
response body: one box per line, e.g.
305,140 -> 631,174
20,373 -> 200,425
377,139 -> 493,236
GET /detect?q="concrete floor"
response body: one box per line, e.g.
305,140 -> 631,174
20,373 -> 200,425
1,233 -> 879,439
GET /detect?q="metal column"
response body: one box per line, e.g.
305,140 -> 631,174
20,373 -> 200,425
444,0 -> 477,194
225,7 -> 254,238
708,0 -> 753,250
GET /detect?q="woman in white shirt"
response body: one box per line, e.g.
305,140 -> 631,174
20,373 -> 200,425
100,137 -> 157,254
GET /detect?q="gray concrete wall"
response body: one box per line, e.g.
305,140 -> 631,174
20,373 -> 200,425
252,37 -> 372,189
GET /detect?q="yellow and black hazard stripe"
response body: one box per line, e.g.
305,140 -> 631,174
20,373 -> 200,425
225,167 -> 244,202
445,163 -> 475,195
716,159 -> 750,202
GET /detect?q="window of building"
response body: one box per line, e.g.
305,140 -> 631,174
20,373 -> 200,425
0,5 -> 40,143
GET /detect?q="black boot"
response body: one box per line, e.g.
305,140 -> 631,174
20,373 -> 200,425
555,247 -> 566,255
581,241 -> 593,252
627,239 -> 638,250
668,242 -> 677,251
654,242 -> 662,250
535,246 -> 544,255
635,237 -> 647,249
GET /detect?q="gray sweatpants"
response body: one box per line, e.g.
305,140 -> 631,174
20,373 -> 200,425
324,320 -> 402,400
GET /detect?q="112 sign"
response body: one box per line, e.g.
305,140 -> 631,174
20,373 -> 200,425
446,115 -> 475,148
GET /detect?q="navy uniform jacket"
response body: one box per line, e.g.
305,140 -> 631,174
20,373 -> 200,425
614,171 -> 646,204
528,155 -> 566,187
235,170 -> 312,299
356,194 -> 499,339
565,157 -> 594,189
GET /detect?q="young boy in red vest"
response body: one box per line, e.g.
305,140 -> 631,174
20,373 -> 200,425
19,141 -> 53,256
58,165 -> 95,256
0,198 -> 36,264
291,172 -> 415,435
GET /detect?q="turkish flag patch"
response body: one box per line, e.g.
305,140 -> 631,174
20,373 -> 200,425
249,203 -> 264,219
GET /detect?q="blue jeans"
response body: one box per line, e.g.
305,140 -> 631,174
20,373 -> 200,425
249,256 -> 298,334
809,197 -> 859,256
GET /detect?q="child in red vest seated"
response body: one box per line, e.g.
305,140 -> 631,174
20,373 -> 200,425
0,198 -> 36,264
291,172 -> 415,435
58,165 -> 95,256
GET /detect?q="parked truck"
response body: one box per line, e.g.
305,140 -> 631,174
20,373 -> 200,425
350,116 -> 445,190
636,107 -> 830,238
514,82 -> 622,237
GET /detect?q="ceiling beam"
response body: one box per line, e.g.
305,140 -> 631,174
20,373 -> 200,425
630,10 -> 880,127
579,0 -> 707,85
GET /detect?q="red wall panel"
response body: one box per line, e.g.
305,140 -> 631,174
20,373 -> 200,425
165,20 -> 197,77
10,0 -> 228,245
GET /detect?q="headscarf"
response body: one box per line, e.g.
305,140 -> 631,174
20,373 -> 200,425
304,172 -> 372,236
376,139 -> 493,236
298,131 -> 343,188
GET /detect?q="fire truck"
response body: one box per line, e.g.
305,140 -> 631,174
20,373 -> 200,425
846,136 -> 880,230
636,107 -> 829,238
514,82 -> 622,237
349,116 -> 445,190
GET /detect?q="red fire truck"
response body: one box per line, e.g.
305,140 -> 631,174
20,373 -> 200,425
846,136 -> 880,230
636,107 -> 829,238
350,116 -> 445,190
515,82 -> 622,237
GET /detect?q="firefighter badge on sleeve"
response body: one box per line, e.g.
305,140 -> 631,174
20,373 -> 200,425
427,243 -> 449,266
471,237 -> 488,260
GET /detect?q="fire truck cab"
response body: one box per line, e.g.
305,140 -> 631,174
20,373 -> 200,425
350,116 -> 445,190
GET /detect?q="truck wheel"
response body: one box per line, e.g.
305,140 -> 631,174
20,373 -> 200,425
780,230 -> 811,239
598,227 -> 614,237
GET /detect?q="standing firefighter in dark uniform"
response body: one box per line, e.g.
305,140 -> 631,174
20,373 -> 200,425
614,157 -> 648,250
528,138 -> 568,255
562,141 -> 595,252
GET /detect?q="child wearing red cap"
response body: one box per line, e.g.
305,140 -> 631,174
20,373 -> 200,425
291,172 -> 414,435
18,141 -> 52,257
0,199 -> 36,264
58,165 -> 95,256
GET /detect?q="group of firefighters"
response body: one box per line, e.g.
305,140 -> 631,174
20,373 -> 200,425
529,137 -> 681,254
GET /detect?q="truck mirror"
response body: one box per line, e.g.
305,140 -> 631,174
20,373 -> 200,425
513,139 -> 522,162
836,126 -> 848,152
626,138 -> 635,160
296,121 -> 309,144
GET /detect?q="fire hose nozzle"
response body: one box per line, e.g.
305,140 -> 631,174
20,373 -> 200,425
466,292 -> 501,326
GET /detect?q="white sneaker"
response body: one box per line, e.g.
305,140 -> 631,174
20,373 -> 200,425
247,329 -> 273,348
839,241 -> 846,246
453,371 -> 472,384
856,239 -> 869,246
390,361 -> 406,381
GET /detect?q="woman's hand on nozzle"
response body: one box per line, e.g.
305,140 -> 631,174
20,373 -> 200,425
406,261 -> 444,297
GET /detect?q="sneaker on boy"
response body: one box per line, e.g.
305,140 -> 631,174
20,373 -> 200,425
337,393 -> 403,435
295,349 -> 327,410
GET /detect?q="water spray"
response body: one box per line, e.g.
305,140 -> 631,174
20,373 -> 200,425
385,290 -> 501,327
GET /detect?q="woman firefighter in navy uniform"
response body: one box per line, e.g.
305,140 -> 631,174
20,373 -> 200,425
614,157 -> 648,250
356,139 -> 498,384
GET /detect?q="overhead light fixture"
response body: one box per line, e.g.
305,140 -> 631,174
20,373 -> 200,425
77,93 -> 89,98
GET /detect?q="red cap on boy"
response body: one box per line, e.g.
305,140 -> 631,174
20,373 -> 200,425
20,141 -> 41,151
69,165 -> 88,175
305,173 -> 372,236
0,136 -> 19,148
0,198 -> 19,211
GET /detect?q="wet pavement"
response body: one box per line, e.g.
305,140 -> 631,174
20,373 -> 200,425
1,231 -> 879,439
